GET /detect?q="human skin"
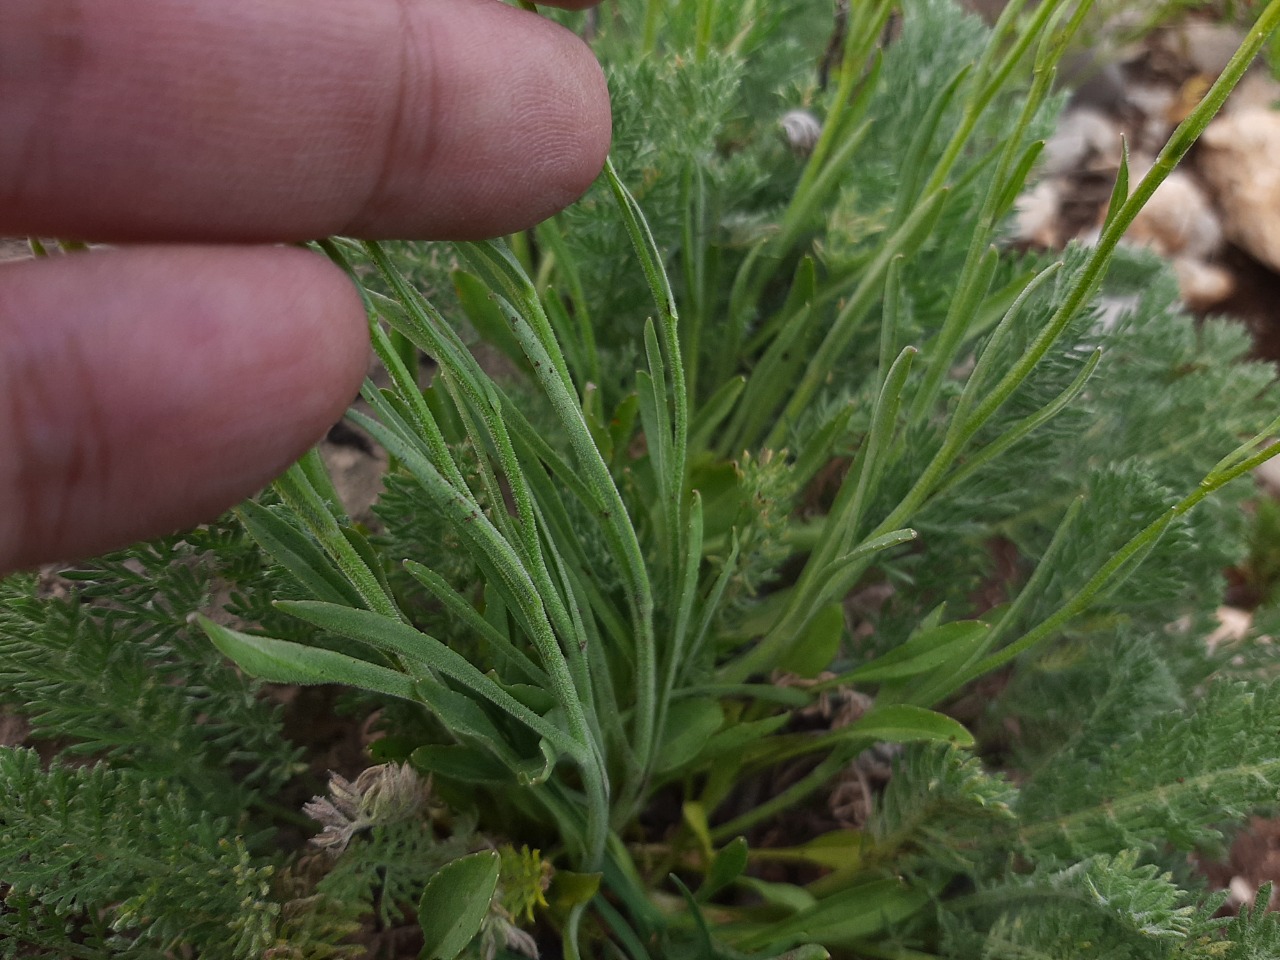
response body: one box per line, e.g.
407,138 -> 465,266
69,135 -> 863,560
0,0 -> 610,573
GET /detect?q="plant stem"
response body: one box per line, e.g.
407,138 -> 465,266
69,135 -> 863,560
968,440 -> 1280,680
957,0 -> 1280,459
709,746 -> 855,843
891,0 -> 1276,556
694,0 -> 716,61
643,0 -> 663,54
351,241 -> 613,868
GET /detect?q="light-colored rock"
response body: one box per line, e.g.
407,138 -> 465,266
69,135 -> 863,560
1013,177 -> 1064,248
1041,107 -> 1123,176
1125,165 -> 1223,260
1200,108 -> 1280,273
780,109 -> 822,156
1206,606 -> 1252,655
1167,19 -> 1248,77
1125,83 -> 1178,148
1119,160 -> 1228,310
1224,69 -> 1280,115
1254,445 -> 1280,496
1228,876 -> 1257,908
1171,256 -> 1234,311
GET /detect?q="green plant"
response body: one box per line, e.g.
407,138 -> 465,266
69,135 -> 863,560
6,0 -> 1280,957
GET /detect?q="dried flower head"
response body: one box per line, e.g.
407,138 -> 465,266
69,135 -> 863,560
775,671 -> 873,729
302,762 -> 426,855
480,908 -> 541,960
829,741 -> 905,829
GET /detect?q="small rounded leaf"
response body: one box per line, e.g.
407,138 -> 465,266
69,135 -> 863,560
698,836 -> 749,902
418,851 -> 501,960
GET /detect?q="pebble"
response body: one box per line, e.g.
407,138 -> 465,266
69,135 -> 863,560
1125,164 -> 1222,260
1171,256 -> 1235,311
1200,108 -> 1280,274
1041,108 -> 1123,176
1013,178 -> 1065,248
1166,20 -> 1248,77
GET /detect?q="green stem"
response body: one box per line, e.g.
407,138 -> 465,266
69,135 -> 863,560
709,746 -> 855,843
957,0 -> 1280,457
679,165 -> 708,406
760,186 -> 947,451
643,0 -> 664,54
908,4 -> 1076,425
273,465 -> 402,623
717,1 -> 891,392
694,0 -> 716,61
346,241 -> 612,868
852,0 -> 1278,585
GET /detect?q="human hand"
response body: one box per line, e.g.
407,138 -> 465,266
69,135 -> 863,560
0,0 -> 610,574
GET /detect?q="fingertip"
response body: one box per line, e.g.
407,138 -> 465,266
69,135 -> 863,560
346,0 -> 613,239
0,245 -> 370,573
511,17 -> 612,224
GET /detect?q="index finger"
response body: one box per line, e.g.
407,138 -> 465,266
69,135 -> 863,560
0,0 -> 611,242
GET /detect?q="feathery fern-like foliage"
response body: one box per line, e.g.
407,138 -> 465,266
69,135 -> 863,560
0,524 -> 302,815
0,748 -> 279,959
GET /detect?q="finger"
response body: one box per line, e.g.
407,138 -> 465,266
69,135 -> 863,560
1,0 -> 611,242
0,246 -> 370,573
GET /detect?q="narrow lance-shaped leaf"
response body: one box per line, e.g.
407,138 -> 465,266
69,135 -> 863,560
402,561 -> 549,687
273,463 -> 402,622
1102,138 -> 1131,231
834,704 -> 975,750
731,343 -> 917,682
688,375 -> 745,453
275,600 -> 585,760
766,187 -> 948,450
994,138 -> 1047,220
839,621 -> 991,685
233,501 -> 363,608
890,62 -> 974,230
495,264 -> 660,774
698,836 -> 749,903
971,436 -> 1280,681
936,347 -> 1102,498
199,617 -> 417,702
734,878 -> 930,951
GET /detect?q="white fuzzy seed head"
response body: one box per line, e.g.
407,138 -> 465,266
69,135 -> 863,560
781,109 -> 822,155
